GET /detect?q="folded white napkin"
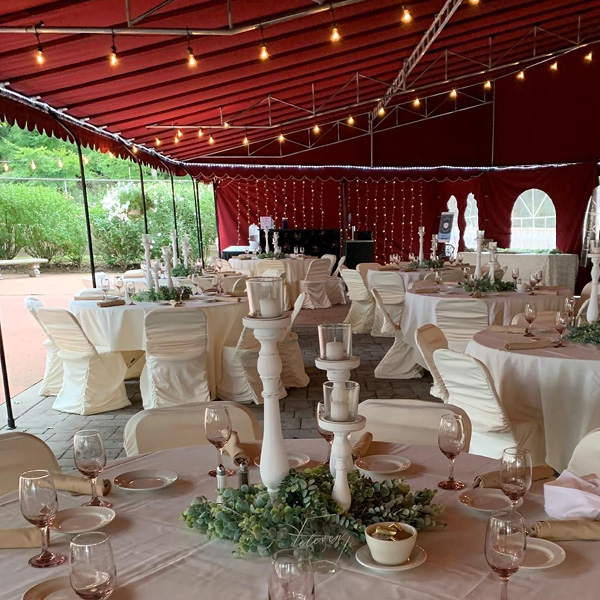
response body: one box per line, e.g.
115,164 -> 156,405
544,470 -> 600,520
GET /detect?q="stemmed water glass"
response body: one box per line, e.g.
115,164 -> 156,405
511,268 -> 519,284
555,311 -> 569,347
434,271 -> 443,289
73,430 -> 112,508
100,276 -> 110,300
204,405 -> 235,476
294,246 -> 299,255
536,270 -> 543,286
299,246 -> 305,255
114,276 -> 123,297
564,296 -> 576,321
457,253 -> 464,265
485,510 -> 526,600
126,282 -> 136,304
499,447 -> 532,508
19,470 -> 67,568
438,414 -> 467,490
70,532 -> 116,600
524,303 -> 537,336
268,549 -> 315,600
316,404 -> 334,465
408,252 -> 415,263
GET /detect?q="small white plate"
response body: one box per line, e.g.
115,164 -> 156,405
458,488 -> 523,512
355,544 -> 427,572
52,507 -> 115,534
113,469 -> 177,491
23,577 -> 78,600
522,538 -> 566,570
355,455 -> 411,476
254,452 -> 310,469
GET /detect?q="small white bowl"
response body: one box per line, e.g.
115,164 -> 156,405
365,522 -> 417,566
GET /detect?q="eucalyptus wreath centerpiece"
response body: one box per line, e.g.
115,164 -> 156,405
132,285 -> 192,303
183,465 -> 444,558
419,258 -> 445,270
461,278 -> 515,294
566,320 -> 600,345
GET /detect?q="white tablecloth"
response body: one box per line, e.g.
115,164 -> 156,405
462,252 -> 579,290
69,299 -> 248,397
1,441 -> 597,600
401,288 -> 570,351
466,329 -> 600,471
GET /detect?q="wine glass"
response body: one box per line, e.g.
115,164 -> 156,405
564,296 -> 576,320
114,276 -> 123,297
408,252 -> 415,263
70,532 -> 116,600
511,268 -> 519,284
536,270 -> 543,285
457,253 -> 463,264
293,246 -> 299,255
555,311 -> 569,347
524,303 -> 537,336
438,414 -> 467,490
19,470 -> 67,568
316,404 -> 334,465
204,405 -> 235,476
268,549 -> 315,600
299,246 -> 305,255
500,448 -> 532,508
100,276 -> 110,300
434,271 -> 443,289
73,430 -> 112,508
485,510 -> 526,600
126,282 -> 136,304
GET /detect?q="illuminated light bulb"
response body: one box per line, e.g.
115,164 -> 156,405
278,133 -> 285,143
378,106 -> 385,117
2,162 -> 9,172
550,61 -> 558,71
585,51 -> 593,63
187,48 -> 197,68
330,26 -> 341,43
484,80 -> 492,90
242,135 -> 249,145
401,7 -> 412,24
109,50 -> 118,67
412,97 -> 421,108
260,44 -> 269,61
177,129 -> 183,138
517,70 -> 525,80
347,115 -> 354,125
155,137 -> 161,146
198,129 -> 203,138
173,135 -> 179,144
450,89 -> 457,99
35,48 -> 45,65
469,0 -> 480,5
30,160 -> 36,171
224,122 -> 230,129
313,124 -> 320,134
208,135 -> 215,145
132,146 -> 139,154
57,158 -> 63,168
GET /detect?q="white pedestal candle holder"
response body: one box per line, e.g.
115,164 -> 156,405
151,260 -> 161,294
430,235 -> 438,261
141,234 -> 154,291
474,230 -> 485,279
588,247 -> 600,323
418,227 -> 425,264
161,247 -> 174,291
170,230 -> 179,267
182,235 -> 191,268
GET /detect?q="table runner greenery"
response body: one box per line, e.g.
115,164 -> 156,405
566,321 -> 600,345
132,285 -> 192,302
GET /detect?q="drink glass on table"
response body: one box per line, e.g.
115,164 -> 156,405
485,510 -> 526,600
299,246 -> 305,255
294,246 -> 299,256
524,303 -> 537,336
204,405 -> 235,476
19,470 -> 67,568
70,532 -> 116,600
100,276 -> 110,301
126,282 -> 136,304
434,271 -> 443,289
536,270 -> 543,285
555,311 -> 569,347
268,549 -> 315,600
438,414 -> 467,490
316,404 -> 334,465
499,447 -> 532,508
114,276 -> 123,296
73,430 -> 112,508
564,296 -> 576,319
408,252 -> 415,262
457,253 -> 463,265
511,268 -> 519,284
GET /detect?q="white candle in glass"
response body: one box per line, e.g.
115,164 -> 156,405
325,341 -> 345,361
259,297 -> 280,318
330,399 -> 349,421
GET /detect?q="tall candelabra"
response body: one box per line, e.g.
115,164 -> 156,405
418,227 -> 425,263
161,246 -> 174,291
430,235 -> 438,261
151,260 -> 161,294
588,242 -> 600,323
474,230 -> 485,279
170,230 -> 179,267
141,234 -> 153,291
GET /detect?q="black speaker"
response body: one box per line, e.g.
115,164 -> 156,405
345,240 -> 374,269
355,230 -> 373,240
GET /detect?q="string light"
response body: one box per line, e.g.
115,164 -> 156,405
155,137 -> 161,146
550,61 -> 558,71
208,135 -> 215,145
187,31 -> 197,68
224,122 -> 230,129
449,89 -> 458,99
109,31 -> 118,67
484,80 -> 492,90
278,133 -> 285,143
329,2 -> 341,42
57,158 -> 63,168
177,129 -> 183,138
517,70 -> 525,80
313,124 -> 320,134
347,115 -> 354,125
174,135 -> 179,144
401,6 -> 412,24
412,97 -> 421,108
34,29 -> 45,65
132,146 -> 139,154
584,51 -> 593,63
378,106 -> 385,117
468,0 -> 480,5
259,25 -> 269,61
197,129 -> 203,138
242,135 -> 249,145
30,160 -> 36,171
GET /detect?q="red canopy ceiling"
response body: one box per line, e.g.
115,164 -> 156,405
1,0 -> 599,169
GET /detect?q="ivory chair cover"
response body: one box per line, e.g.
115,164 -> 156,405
575,282 -> 592,313
300,258 -> 332,309
140,308 -> 210,409
0,432 -> 60,496
324,267 -> 346,306
341,269 -> 375,333
256,259 -> 285,276
355,399 -> 471,450
357,262 -> 381,283
568,428 -> 600,477
224,276 -> 247,294
434,297 -> 488,352
332,255 -> 346,277
36,308 -> 129,415
372,290 -> 422,379
511,311 -> 560,328
575,298 -> 600,319
277,293 -> 310,389
369,271 -> 405,337
321,254 -> 336,275
123,401 -> 262,456
433,348 -> 545,461
424,270 -> 465,283
24,297 -> 63,396
415,324 -> 449,401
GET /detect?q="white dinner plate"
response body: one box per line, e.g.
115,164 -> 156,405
458,488 -> 523,512
522,538 -> 566,570
113,469 -> 177,491
254,452 -> 310,469
23,577 -> 78,600
355,455 -> 411,476
52,507 -> 115,534
355,544 -> 427,572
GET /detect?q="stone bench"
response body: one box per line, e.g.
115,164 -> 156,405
0,257 -> 49,278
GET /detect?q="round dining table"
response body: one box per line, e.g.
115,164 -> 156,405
68,298 -> 249,398
1,440 -> 596,600
466,329 -> 600,472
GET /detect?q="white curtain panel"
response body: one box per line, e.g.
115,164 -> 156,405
341,269 -> 375,333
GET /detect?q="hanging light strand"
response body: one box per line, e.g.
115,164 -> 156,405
329,2 -> 341,42
109,30 -> 118,67
34,28 -> 45,65
187,30 -> 197,67
259,24 -> 269,61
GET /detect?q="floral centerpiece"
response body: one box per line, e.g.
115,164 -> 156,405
133,285 -> 192,303
461,278 -> 515,294
258,251 -> 286,259
566,320 -> 600,345
182,465 -> 444,558
419,258 -> 445,270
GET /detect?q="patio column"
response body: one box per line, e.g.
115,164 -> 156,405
0,312 -> 16,429
137,162 -> 149,234
75,140 -> 97,288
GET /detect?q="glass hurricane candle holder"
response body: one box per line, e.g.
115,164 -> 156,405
246,277 -> 284,319
323,381 -> 359,422
318,323 -> 352,361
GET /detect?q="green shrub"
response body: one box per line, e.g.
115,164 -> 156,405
0,184 -> 26,259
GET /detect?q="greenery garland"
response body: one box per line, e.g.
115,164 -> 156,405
461,278 -> 515,293
132,285 -> 192,302
182,465 -> 444,558
257,251 -> 286,259
171,265 -> 192,277
565,320 -> 600,345
419,259 -> 445,270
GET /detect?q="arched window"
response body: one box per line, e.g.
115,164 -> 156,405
582,186 -> 600,264
446,195 -> 460,253
510,189 -> 556,251
463,193 -> 479,250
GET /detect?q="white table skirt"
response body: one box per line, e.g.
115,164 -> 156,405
462,252 -> 579,290
401,288 -> 570,351
68,299 -> 248,397
1,441 -> 596,600
466,329 -> 600,471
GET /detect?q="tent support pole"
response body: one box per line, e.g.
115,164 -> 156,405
170,172 -> 179,256
75,140 -> 97,288
196,180 -> 205,266
213,179 -> 221,257
0,313 -> 15,429
138,162 -> 149,234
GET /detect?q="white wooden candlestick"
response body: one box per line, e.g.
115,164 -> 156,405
474,231 -> 485,279
264,229 -> 271,254
243,315 -> 291,494
588,251 -> 600,323
418,227 -> 425,264
151,259 -> 161,294
182,235 -> 191,268
161,246 -> 174,291
430,235 -> 437,261
170,230 -> 179,267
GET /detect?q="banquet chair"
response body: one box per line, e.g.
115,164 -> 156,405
278,293 -> 310,389
424,270 -> 464,283
0,432 -> 61,496
415,324 -> 449,401
321,253 -> 337,275
574,282 -> 592,314
511,311 -> 560,328
372,290 -> 422,380
434,297 -> 488,352
223,275 -> 247,294
369,271 -> 406,337
341,269 -> 375,333
24,297 -> 63,396
140,308 -> 211,409
356,262 -> 381,283
575,298 -> 600,319
433,349 -> 545,461
123,401 -> 262,456
36,308 -> 129,415
231,276 -> 248,293
256,259 -> 285,276
300,258 -> 333,309
354,400 -> 471,450
332,255 -> 346,277
567,428 -> 600,477
324,261 -> 346,306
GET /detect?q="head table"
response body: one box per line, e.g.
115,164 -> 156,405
68,298 -> 248,398
466,329 -> 600,472
1,441 -> 596,600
